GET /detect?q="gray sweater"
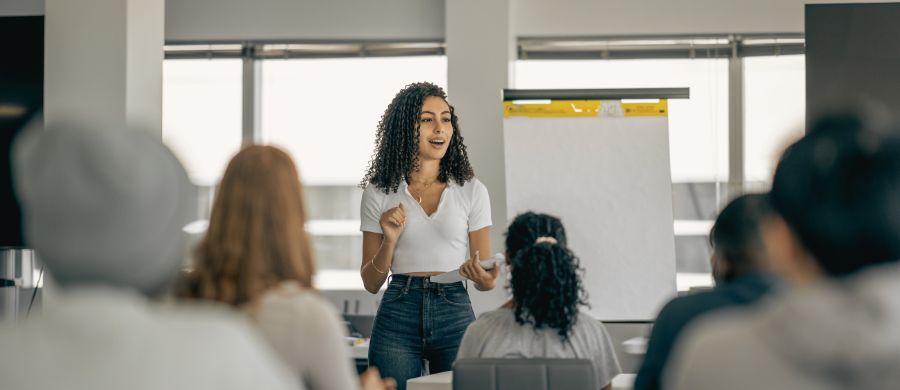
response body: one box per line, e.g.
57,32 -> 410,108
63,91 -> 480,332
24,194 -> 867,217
457,308 -> 621,389
667,262 -> 900,390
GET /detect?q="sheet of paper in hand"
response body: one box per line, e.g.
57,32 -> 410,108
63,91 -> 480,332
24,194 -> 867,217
430,253 -> 505,284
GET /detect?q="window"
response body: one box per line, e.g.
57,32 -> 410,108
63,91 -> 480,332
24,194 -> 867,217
744,55 -> 806,188
261,56 -> 447,185
162,59 -> 243,186
161,45 -> 806,292
516,59 -> 729,183
260,56 -> 448,278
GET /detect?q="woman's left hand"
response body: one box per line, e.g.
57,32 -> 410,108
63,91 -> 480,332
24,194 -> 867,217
459,251 -> 499,290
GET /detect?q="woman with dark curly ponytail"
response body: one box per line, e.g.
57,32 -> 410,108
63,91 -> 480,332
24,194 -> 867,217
359,82 -> 498,389
458,212 -> 621,390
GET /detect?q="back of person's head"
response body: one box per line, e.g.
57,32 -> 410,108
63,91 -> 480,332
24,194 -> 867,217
709,193 -> 774,284
12,125 -> 196,296
505,212 -> 588,342
769,113 -> 900,277
184,145 -> 314,306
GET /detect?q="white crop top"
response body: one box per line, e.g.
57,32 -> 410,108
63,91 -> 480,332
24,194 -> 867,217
360,178 -> 492,274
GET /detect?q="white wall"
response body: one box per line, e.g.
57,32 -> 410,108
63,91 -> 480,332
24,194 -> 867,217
163,0 -> 894,42
164,0 -> 444,42
516,0 -> 804,36
515,0 -> 893,37
165,0 -> 899,41
9,0 -> 896,40
44,0 -> 164,136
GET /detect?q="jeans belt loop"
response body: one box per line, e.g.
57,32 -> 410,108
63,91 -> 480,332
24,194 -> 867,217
403,274 -> 413,293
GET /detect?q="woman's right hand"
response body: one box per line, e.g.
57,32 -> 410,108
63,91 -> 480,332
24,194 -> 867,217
360,367 -> 397,390
379,202 -> 406,244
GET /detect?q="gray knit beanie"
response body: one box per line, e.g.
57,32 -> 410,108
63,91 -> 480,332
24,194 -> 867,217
12,125 -> 196,295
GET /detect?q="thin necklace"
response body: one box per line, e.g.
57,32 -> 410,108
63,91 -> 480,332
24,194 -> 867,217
410,178 -> 438,204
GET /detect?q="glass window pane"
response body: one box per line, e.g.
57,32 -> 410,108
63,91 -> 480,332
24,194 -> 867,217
515,59 -> 730,183
261,56 -> 447,274
162,59 -> 243,185
261,57 -> 447,186
744,55 -> 806,187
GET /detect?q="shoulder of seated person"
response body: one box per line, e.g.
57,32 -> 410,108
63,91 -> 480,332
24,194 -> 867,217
256,282 -> 337,315
474,308 -> 517,326
573,313 -> 616,338
483,307 -> 514,317
154,301 -> 283,352
462,312 -> 506,340
666,306 -> 777,380
672,305 -> 762,360
576,312 -> 607,326
161,300 -> 256,330
656,290 -> 738,317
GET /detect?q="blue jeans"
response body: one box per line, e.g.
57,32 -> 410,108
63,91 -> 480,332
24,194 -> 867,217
368,275 -> 476,390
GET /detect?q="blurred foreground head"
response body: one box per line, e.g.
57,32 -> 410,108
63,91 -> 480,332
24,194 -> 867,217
767,113 -> 900,280
12,125 -> 196,295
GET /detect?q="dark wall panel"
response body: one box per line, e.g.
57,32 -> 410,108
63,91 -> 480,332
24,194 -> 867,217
0,16 -> 43,247
806,3 -> 900,122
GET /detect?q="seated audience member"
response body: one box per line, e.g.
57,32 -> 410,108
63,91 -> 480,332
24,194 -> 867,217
0,126 -> 297,389
457,212 -> 621,390
178,145 -> 394,390
634,193 -> 778,390
667,114 -> 900,390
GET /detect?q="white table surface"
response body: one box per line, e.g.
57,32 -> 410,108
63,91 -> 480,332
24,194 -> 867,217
348,344 -> 369,360
407,372 -> 453,390
622,336 -> 648,355
406,371 -> 635,390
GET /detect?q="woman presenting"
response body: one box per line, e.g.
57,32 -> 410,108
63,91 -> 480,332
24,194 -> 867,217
359,82 -> 498,389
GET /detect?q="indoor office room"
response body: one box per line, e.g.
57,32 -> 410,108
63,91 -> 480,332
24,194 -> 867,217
2,1 -> 900,389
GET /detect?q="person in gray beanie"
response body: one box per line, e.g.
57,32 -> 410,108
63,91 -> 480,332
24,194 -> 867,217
13,124 -> 195,295
0,124 -> 300,390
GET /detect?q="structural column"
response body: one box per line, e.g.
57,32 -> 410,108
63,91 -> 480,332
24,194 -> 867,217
727,36 -> 745,199
45,0 -> 165,137
446,0 -> 515,314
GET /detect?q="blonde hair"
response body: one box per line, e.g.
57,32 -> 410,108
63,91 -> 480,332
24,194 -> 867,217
181,145 -> 314,306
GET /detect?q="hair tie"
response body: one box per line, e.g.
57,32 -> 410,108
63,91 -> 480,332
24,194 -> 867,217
535,236 -> 558,245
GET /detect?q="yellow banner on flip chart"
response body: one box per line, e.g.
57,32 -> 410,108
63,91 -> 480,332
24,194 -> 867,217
621,99 -> 668,117
503,99 -> 668,118
503,100 -> 600,118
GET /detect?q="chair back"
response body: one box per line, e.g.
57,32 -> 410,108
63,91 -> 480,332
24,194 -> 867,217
453,358 -> 595,390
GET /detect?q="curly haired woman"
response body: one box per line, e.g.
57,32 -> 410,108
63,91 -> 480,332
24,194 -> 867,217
359,82 -> 499,389
457,212 -> 622,390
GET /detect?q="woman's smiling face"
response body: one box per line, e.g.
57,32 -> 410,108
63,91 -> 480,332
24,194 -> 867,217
416,96 -> 453,162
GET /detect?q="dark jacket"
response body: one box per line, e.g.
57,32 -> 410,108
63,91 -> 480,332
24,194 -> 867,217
633,272 -> 777,390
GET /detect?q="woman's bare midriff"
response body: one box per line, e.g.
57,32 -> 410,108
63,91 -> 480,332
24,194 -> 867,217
403,272 -> 444,277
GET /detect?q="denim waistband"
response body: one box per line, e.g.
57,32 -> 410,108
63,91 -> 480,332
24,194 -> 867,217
388,274 -> 465,289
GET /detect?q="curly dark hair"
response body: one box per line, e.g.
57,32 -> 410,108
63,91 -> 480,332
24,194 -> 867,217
360,82 -> 474,193
505,212 -> 589,342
